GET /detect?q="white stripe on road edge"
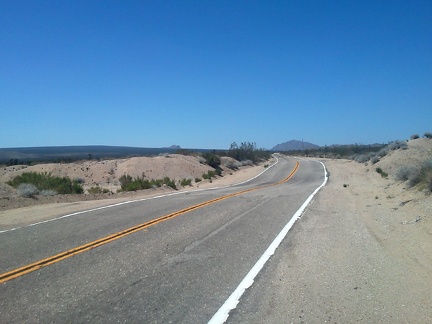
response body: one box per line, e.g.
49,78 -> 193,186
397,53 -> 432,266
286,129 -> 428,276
0,157 -> 279,234
208,160 -> 328,324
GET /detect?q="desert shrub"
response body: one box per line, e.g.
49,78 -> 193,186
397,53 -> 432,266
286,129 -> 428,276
228,141 -> 270,162
119,174 -> 171,191
370,156 -> 380,164
180,178 -> 192,187
240,159 -> 253,166
419,158 -> 432,191
225,161 -> 239,170
202,170 -> 216,180
8,172 -> 83,194
88,186 -> 110,194
198,156 -> 206,164
202,153 -> 221,169
376,167 -> 388,178
411,134 -> 420,140
195,177 -> 202,183
424,132 -> 432,139
395,165 -> 418,182
354,154 -> 370,163
152,179 -> 163,187
162,177 -> 176,189
376,148 -> 388,158
395,159 -> 432,190
387,141 -> 408,151
17,183 -> 39,198
40,189 -> 57,196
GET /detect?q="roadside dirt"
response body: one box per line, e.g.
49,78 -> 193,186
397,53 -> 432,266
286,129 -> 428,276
229,157 -> 432,323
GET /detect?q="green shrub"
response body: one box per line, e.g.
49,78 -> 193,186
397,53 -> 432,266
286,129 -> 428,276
424,132 -> 432,139
376,167 -> 388,178
180,178 -> 192,187
202,170 -> 216,180
195,177 -> 202,183
202,153 -> 221,169
88,186 -> 110,194
411,134 -> 420,140
119,174 -> 161,191
228,141 -> 270,162
163,177 -> 176,189
8,172 -> 83,194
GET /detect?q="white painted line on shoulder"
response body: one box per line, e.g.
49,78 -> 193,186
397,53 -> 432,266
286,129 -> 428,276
208,160 -> 328,324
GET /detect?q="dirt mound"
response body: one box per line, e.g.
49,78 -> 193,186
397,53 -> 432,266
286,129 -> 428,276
376,138 -> 432,177
0,154 -> 271,212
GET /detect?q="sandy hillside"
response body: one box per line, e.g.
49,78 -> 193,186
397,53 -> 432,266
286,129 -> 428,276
0,154 -> 271,225
375,138 -> 432,176
0,154 -> 218,192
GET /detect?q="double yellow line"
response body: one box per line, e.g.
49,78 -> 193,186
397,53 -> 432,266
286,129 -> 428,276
0,162 -> 299,284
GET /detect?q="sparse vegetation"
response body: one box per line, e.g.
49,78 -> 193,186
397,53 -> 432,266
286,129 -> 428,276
411,134 -> 420,140
201,152 -> 221,169
395,158 -> 432,192
88,186 -> 111,194
228,142 -> 270,163
40,189 -> 57,196
180,178 -> 192,187
119,174 -> 177,191
8,172 -> 83,195
17,183 -> 39,198
395,166 -> 418,182
424,132 -> 432,139
370,156 -> 380,164
202,170 -> 216,180
376,168 -> 388,178
352,140 -> 408,164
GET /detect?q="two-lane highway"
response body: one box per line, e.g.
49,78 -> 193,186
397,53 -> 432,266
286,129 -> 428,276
0,156 -> 326,323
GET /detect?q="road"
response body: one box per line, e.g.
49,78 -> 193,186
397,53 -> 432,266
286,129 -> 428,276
0,156 -> 325,323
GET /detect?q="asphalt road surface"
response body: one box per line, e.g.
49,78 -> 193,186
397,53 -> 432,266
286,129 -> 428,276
0,156 -> 325,323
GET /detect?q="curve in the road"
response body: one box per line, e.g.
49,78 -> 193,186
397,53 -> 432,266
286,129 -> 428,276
208,161 -> 328,324
0,161 -> 299,284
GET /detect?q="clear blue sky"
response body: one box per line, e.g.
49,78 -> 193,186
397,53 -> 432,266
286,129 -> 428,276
1,1 -> 431,149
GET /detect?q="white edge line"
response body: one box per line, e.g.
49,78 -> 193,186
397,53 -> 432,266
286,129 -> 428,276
0,156 -> 280,234
208,160 -> 328,324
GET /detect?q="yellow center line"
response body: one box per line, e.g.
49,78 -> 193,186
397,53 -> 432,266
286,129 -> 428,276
0,162 -> 300,284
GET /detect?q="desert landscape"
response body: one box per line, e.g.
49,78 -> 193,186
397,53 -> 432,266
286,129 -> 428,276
1,138 -> 431,321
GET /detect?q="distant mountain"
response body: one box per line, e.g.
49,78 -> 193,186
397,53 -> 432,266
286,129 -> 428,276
271,140 -> 320,151
167,145 -> 181,150
0,145 -> 182,164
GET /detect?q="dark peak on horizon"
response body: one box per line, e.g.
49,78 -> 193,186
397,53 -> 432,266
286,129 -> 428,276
271,140 -> 319,151
167,145 -> 181,149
